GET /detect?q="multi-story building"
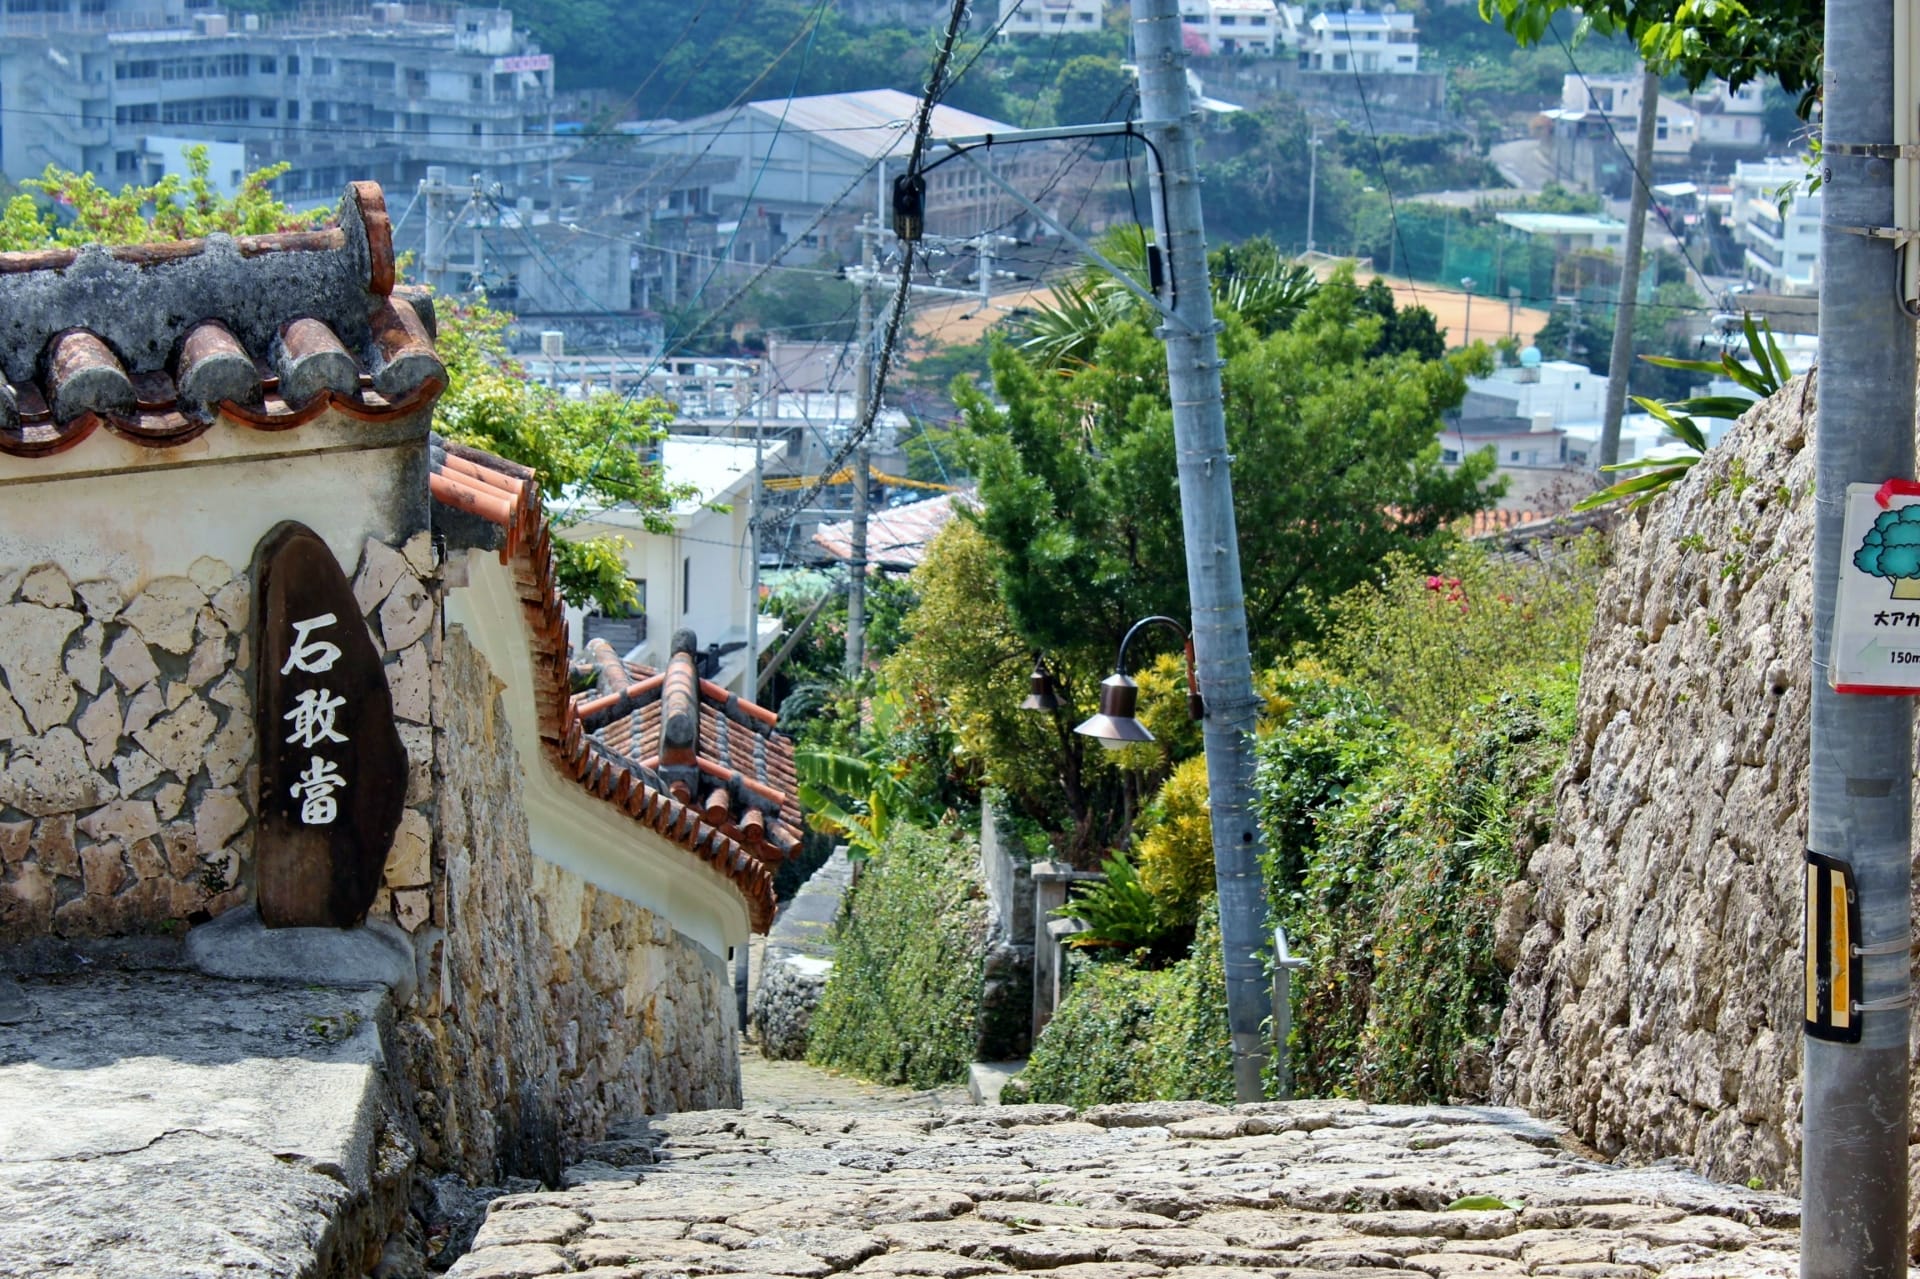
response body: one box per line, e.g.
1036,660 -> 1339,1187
0,3 -> 564,203
1178,0 -> 1282,56
1298,8 -> 1420,75
1539,73 -> 1768,195
1729,156 -> 1820,295
623,89 -> 1054,250
998,0 -> 1106,38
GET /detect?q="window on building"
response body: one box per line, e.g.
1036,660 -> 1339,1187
471,122 -> 483,137
1656,118 -> 1669,141
682,557 -> 691,613
287,100 -> 300,120
1250,15 -> 1265,24
312,58 -> 332,75
114,150 -> 139,172
1220,14 -> 1235,23
259,99 -> 277,118
288,55 -> 300,75
1079,11 -> 1094,20
259,56 -> 276,73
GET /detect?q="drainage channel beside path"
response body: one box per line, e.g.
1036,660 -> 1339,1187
447,1077 -> 1845,1279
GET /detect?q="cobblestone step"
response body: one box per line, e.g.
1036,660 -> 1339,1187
449,1088 -> 1859,1279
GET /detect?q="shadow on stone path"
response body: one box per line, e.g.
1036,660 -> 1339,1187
444,1054 -> 1887,1279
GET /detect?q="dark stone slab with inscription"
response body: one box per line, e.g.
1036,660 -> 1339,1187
251,522 -> 407,928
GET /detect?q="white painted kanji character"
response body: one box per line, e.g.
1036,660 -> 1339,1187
281,613 -> 342,676
289,755 -> 346,825
284,688 -> 348,749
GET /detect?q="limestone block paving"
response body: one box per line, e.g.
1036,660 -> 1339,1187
448,1096 -> 1846,1279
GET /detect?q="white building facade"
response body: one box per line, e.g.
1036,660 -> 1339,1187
1178,0 -> 1282,56
0,4 -> 562,201
999,0 -> 1106,37
1730,157 -> 1821,294
1298,9 -> 1419,74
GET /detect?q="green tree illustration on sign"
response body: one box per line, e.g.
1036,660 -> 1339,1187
1855,505 -> 1920,598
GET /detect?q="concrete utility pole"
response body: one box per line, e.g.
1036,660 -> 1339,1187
1133,0 -> 1269,1103
1803,0 -> 1915,1268
1305,131 -> 1322,255
1597,67 -> 1659,469
844,219 -> 876,680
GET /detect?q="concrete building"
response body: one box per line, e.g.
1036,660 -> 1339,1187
0,3 -> 564,202
1000,0 -> 1105,36
1179,0 -> 1282,55
1538,73 -> 1767,195
1298,9 -> 1420,75
1729,156 -> 1820,295
568,436 -> 789,696
623,88 -> 1052,249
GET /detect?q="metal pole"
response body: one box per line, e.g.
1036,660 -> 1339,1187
1803,0 -> 1914,1267
1305,131 -> 1320,255
1132,0 -> 1269,1103
844,219 -> 875,680
747,381 -> 764,699
1597,67 -> 1659,469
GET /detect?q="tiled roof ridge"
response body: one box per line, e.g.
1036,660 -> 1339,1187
0,181 -> 444,458
427,433 -> 785,931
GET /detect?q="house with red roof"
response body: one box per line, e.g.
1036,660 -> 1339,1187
0,180 -> 795,1181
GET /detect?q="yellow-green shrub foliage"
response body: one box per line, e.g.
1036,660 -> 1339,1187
1310,538 -> 1600,740
805,822 -> 987,1088
1134,754 -> 1213,924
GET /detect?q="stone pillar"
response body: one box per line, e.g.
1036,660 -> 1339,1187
1030,860 -> 1101,1044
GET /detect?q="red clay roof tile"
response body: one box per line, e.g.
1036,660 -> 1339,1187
0,182 -> 442,456
427,434 -> 792,932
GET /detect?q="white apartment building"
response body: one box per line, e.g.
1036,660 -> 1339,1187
0,3 -> 563,202
999,0 -> 1106,37
1298,8 -> 1420,74
1730,157 -> 1821,295
1178,0 -> 1282,56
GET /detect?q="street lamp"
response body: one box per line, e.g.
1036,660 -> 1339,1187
1022,615 -> 1205,747
1460,276 -> 1477,347
1019,655 -> 1062,712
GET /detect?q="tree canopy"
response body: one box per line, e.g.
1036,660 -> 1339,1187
1478,0 -> 1823,111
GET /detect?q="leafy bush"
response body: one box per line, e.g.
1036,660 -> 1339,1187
1020,908 -> 1233,1107
806,823 -> 987,1088
1133,755 -> 1215,924
1057,855 -> 1165,949
1258,666 -> 1578,1101
1308,541 -> 1599,740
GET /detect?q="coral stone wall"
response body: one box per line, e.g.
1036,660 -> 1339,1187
0,535 -> 438,942
1493,383 -> 1827,1193
402,624 -> 741,1183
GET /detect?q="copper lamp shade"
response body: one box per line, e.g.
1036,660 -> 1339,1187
1075,672 -> 1155,748
1019,659 -> 1062,712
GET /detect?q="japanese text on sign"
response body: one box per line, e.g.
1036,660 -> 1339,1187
280,612 -> 348,824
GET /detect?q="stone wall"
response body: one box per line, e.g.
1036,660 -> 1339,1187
0,535 -> 438,944
401,624 -> 740,1184
1492,381 -> 1820,1191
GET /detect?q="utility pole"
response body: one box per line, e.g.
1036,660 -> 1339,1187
844,218 -> 876,680
1804,0 -> 1914,1266
747,367 -> 766,699
1305,131 -> 1321,255
1597,67 -> 1659,469
1134,0 -> 1269,1103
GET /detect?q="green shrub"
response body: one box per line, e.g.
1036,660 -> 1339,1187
1309,540 -> 1600,740
1134,754 -> 1215,925
1259,665 -> 1578,1101
1020,908 -> 1233,1106
806,823 -> 987,1087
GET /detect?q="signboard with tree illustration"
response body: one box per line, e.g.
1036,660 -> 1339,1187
1832,481 -> 1920,693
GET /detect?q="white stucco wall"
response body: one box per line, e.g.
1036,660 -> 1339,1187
0,419 -> 427,591
446,549 -> 750,957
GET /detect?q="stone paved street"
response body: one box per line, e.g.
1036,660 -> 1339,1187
446,1090 -> 1843,1279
